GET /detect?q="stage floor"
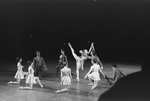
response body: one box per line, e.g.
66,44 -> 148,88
0,61 -> 141,101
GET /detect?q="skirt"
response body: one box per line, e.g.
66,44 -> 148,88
26,75 -> 37,84
61,76 -> 71,86
87,72 -> 101,81
14,71 -> 24,79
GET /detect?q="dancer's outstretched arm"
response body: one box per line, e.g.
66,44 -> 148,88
42,58 -> 47,71
84,67 -> 93,79
97,57 -> 103,69
68,43 -> 78,59
118,69 -> 125,77
99,67 -> 105,78
88,42 -> 95,54
65,56 -> 68,67
112,68 -> 115,79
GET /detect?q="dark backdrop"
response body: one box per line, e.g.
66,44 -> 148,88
0,0 -> 142,66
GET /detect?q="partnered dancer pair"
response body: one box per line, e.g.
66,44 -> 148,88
68,42 -> 93,82
68,42 -> 112,85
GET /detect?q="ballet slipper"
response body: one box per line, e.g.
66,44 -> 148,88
8,81 -> 18,84
41,85 -> 44,88
91,85 -> 97,90
88,83 -> 94,86
7,81 -> 12,83
55,90 -> 60,94
18,86 -> 24,89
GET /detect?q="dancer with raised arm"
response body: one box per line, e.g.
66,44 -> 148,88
8,57 -> 25,84
55,62 -> 72,93
68,43 -> 92,82
84,59 -> 105,90
86,43 -> 103,69
86,43 -> 112,85
19,61 -> 43,90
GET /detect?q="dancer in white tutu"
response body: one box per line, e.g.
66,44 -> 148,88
19,61 -> 43,90
8,57 -> 25,85
55,62 -> 72,94
86,42 -> 103,69
68,42 -> 93,82
86,43 -> 112,85
84,59 -> 105,90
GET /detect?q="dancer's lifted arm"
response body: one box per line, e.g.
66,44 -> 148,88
118,69 -> 125,77
65,56 -> 68,67
99,67 -> 105,78
97,57 -> 103,69
88,42 -> 95,54
84,66 -> 93,79
68,43 -> 78,59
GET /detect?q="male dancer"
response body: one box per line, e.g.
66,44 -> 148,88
56,49 -> 68,76
33,51 -> 47,79
112,64 -> 125,82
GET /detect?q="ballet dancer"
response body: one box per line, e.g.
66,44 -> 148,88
55,62 -> 72,93
112,64 -> 125,82
33,51 -> 47,79
78,42 -> 94,62
19,61 -> 43,90
56,49 -> 68,76
8,57 -> 26,84
84,59 -> 105,90
86,44 -> 112,85
86,42 -> 103,69
68,42 -> 93,82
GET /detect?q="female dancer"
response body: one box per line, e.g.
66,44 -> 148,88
86,43 -> 112,85
55,62 -> 72,93
68,43 -> 93,82
8,57 -> 25,84
86,42 -> 103,69
19,61 -> 43,90
84,59 -> 105,90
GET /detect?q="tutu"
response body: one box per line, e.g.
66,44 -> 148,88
14,71 -> 24,79
26,65 -> 37,84
87,72 -> 100,81
26,75 -> 37,84
61,76 -> 71,86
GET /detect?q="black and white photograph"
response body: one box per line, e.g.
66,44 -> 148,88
0,0 -> 149,101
